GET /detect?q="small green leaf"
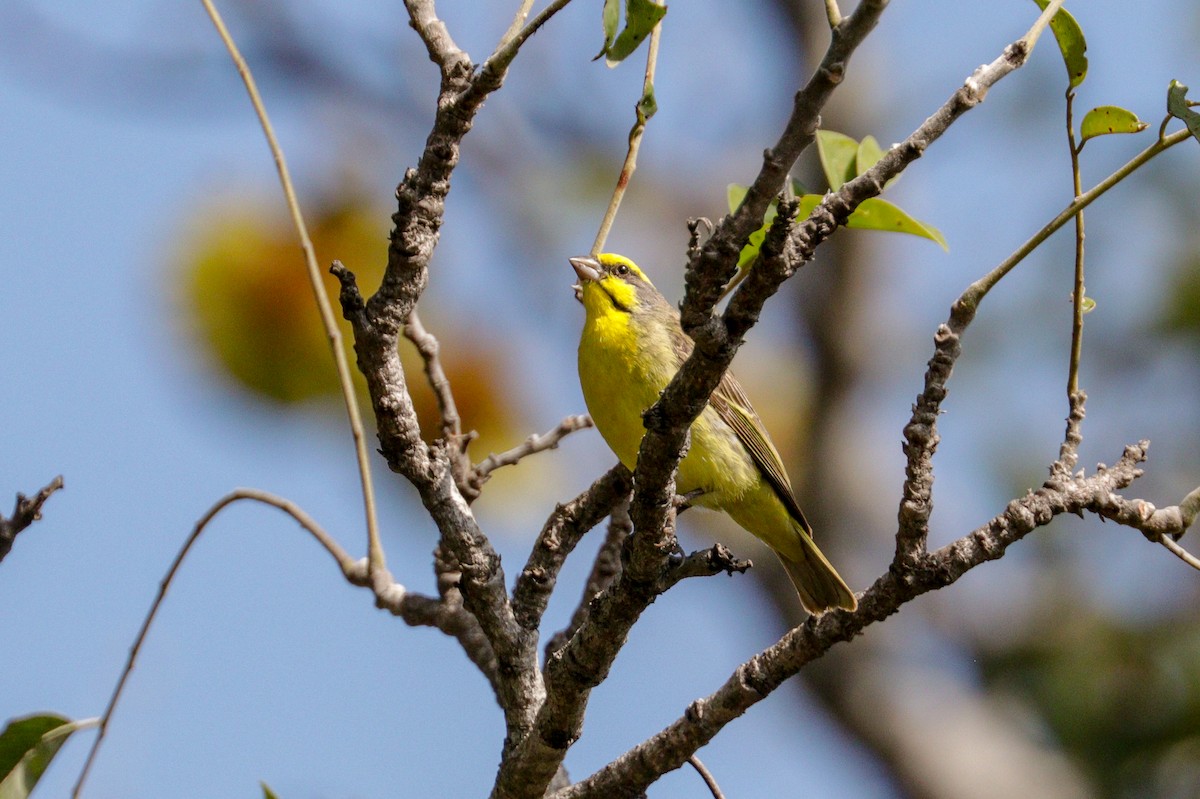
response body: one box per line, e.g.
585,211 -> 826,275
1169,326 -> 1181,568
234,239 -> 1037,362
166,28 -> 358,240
855,135 -> 884,175
594,0 -> 621,61
727,183 -> 747,213
0,714 -> 96,799
1081,296 -> 1096,314
1167,80 -> 1200,145
1033,0 -> 1088,87
1079,106 -> 1147,142
261,782 -> 281,799
636,83 -> 658,124
815,130 -> 859,190
848,197 -> 948,249
602,0 -> 667,67
801,195 -> 948,250
729,185 -> 947,269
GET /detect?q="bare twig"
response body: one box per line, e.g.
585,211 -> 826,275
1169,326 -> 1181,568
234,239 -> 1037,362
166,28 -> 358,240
498,0 -> 538,51
1160,537 -> 1200,571
895,127 -> 1193,559
404,309 -> 463,443
72,489 -> 355,798
590,10 -> 663,256
404,0 -> 469,71
512,465 -> 633,635
480,0 -> 576,88
544,496 -> 632,662
349,552 -> 502,697
1092,478 -> 1200,545
1062,86 -> 1088,471
657,543 -> 753,593
822,0 -> 842,28
688,755 -> 726,799
469,415 -> 594,497
199,0 -> 384,580
957,128 -> 1191,315
403,308 -> 476,490
0,475 -> 63,564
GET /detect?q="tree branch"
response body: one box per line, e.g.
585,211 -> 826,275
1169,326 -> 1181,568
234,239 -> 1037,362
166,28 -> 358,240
0,475 -> 64,565
404,308 -> 474,488
404,0 -> 469,72
556,442 -> 1153,799
512,465 -> 633,636
469,415 -> 595,500
543,496 -> 632,663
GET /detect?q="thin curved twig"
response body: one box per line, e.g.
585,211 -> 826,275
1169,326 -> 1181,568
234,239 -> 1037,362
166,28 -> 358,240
1161,536 -> 1200,571
469,415 -> 594,498
72,489 -> 354,798
199,0 -> 384,579
590,10 -> 663,255
688,755 -> 726,799
404,308 -> 474,488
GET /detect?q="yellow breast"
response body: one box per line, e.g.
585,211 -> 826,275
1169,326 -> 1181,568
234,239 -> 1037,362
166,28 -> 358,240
577,287 -> 758,505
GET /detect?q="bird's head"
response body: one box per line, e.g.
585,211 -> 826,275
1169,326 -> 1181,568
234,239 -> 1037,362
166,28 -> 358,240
569,253 -> 657,316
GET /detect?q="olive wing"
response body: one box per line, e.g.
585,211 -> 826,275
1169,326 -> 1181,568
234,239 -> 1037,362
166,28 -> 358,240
708,371 -> 815,537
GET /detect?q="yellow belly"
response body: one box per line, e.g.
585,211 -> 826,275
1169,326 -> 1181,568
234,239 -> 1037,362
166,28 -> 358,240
577,311 -> 759,509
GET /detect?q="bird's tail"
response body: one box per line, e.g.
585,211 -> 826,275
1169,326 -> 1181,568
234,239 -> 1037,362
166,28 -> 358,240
777,533 -> 857,615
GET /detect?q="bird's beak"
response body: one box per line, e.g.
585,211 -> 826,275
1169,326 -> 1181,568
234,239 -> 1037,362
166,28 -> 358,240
569,255 -> 601,302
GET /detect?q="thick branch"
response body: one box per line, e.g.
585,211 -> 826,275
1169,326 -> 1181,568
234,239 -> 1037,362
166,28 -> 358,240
680,0 -> 891,331
558,443 -> 1150,799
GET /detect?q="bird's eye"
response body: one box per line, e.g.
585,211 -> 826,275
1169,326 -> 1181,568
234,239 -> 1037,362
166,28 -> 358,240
615,263 -> 629,276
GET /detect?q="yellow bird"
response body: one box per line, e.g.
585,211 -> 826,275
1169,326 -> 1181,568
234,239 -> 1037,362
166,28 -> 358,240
570,253 -> 856,614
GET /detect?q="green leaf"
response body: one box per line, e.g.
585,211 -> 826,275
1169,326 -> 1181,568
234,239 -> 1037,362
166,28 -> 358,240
0,714 -> 96,799
727,183 -> 747,214
797,195 -> 948,250
727,184 -> 947,269
1079,105 -> 1148,142
855,135 -> 884,175
1080,296 -> 1096,314
636,83 -> 658,124
1167,80 -> 1200,145
261,781 -> 281,799
846,197 -> 948,250
601,0 -> 667,67
1033,0 -> 1088,87
594,0 -> 620,61
815,130 -> 859,190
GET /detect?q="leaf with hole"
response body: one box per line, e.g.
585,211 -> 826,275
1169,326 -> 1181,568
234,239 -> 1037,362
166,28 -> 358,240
595,0 -> 621,60
599,0 -> 667,67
